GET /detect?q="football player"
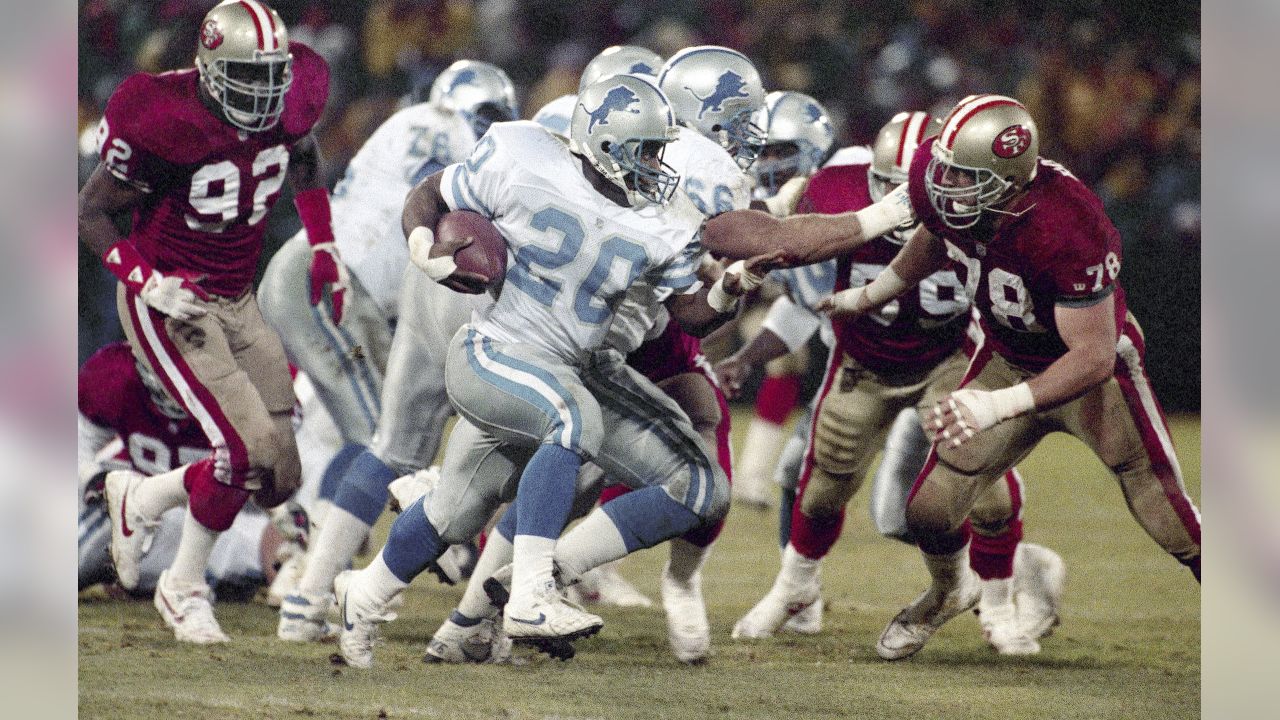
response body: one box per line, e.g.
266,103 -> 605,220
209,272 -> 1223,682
729,91 -> 839,510
334,76 -> 773,668
259,59 -> 516,643
76,0 -> 333,643
78,342 -> 278,597
727,112 -> 1064,654
816,95 -> 1200,660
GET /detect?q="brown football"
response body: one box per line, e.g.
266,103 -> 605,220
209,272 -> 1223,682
435,210 -> 507,288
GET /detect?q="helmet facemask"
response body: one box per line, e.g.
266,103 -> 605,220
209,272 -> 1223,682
924,144 -> 1013,229
463,101 -> 517,140
600,135 -> 680,207
752,142 -> 803,196
717,108 -> 766,170
200,52 -> 293,132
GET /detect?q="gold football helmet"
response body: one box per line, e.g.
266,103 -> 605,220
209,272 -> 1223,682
195,0 -> 292,132
925,94 -> 1039,229
869,110 -> 943,202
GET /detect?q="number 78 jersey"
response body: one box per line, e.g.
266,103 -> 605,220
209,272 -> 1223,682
907,137 -> 1129,372
439,122 -> 704,362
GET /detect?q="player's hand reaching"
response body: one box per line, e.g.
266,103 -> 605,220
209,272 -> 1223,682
141,271 -> 210,321
925,384 -> 1036,448
410,228 -> 491,294
816,286 -> 870,319
722,250 -> 789,296
714,355 -> 754,399
308,242 -> 350,323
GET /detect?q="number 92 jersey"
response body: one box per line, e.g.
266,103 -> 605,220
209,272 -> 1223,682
802,163 -> 971,375
96,42 -> 329,298
907,137 -> 1128,372
440,122 -> 704,362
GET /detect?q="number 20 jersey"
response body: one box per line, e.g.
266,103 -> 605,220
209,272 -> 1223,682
801,163 -> 970,376
907,137 -> 1128,373
440,122 -> 704,363
96,42 -> 329,298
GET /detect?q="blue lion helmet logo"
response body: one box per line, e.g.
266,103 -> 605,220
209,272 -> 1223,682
687,70 -> 750,119
629,61 -> 654,74
447,69 -> 478,94
583,85 -> 642,133
805,103 -> 823,123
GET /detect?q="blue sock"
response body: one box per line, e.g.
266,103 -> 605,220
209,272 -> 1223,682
514,444 -> 580,540
600,486 -> 700,552
381,496 -> 443,583
778,487 -> 796,549
319,443 -> 366,501
333,449 -> 395,526
494,504 -> 518,542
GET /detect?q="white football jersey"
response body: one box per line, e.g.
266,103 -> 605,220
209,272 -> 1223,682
824,144 -> 874,168
604,126 -> 750,354
766,260 -> 838,349
532,94 -> 577,139
331,103 -> 477,317
440,122 -> 703,362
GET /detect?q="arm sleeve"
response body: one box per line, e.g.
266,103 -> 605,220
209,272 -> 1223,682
1044,205 -> 1121,308
761,294 -> 823,352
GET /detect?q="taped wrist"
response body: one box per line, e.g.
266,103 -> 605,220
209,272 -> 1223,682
102,240 -> 155,294
408,225 -> 458,281
990,382 -> 1035,421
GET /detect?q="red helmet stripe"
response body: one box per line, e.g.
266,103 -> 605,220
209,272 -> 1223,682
238,0 -> 276,52
896,111 -> 929,170
894,113 -> 914,168
915,112 -> 931,146
941,96 -> 1021,149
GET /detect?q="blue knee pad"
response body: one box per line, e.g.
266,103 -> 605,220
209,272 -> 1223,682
514,444 -> 580,539
319,443 -> 366,501
600,486 -> 701,553
333,449 -> 395,526
382,496 -> 445,583
494,504 -> 518,542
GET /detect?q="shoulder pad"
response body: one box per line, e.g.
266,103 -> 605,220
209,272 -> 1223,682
281,42 -> 330,140
105,71 -> 213,165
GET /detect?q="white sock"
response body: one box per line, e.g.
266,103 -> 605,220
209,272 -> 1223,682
358,552 -> 409,608
297,507 -> 370,596
665,538 -> 709,585
552,508 -> 628,582
779,543 -> 821,586
980,577 -> 1013,607
309,498 -> 333,531
922,544 -> 970,591
134,465 -> 190,520
735,418 -> 788,497
456,532 -> 514,620
168,506 -> 219,587
511,534 -> 556,599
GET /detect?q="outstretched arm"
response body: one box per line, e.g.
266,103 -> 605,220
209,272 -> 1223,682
817,225 -> 947,317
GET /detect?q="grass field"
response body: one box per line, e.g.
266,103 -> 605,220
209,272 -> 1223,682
78,411 -> 1201,720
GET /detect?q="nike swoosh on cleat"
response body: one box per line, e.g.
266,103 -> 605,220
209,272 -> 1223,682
160,590 -> 184,623
342,592 -> 354,631
120,491 -> 135,537
508,612 -> 547,626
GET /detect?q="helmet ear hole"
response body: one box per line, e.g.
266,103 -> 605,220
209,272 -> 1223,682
710,124 -> 723,132
600,140 -> 612,153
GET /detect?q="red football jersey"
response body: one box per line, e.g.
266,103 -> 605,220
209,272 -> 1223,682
97,42 -> 329,297
78,343 -> 210,474
801,164 -> 969,375
907,137 -> 1127,372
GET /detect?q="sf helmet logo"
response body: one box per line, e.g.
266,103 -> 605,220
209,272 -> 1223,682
583,86 -> 641,132
688,70 -> 750,119
993,124 -> 1032,159
200,19 -> 224,50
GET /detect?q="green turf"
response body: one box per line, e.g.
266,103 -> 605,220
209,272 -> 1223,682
79,412 -> 1200,720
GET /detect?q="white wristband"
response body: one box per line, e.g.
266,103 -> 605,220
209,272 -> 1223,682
408,225 -> 457,281
990,382 -> 1036,421
706,276 -> 739,313
852,183 -> 914,240
724,260 -> 766,293
862,266 -> 909,308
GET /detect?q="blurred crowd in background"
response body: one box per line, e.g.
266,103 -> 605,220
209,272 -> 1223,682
76,0 -> 1201,409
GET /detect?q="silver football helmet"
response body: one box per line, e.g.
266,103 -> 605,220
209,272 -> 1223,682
750,91 -> 836,197
925,94 -> 1039,229
136,358 -> 188,420
570,75 -> 680,207
195,0 -> 292,132
429,60 -> 519,139
658,46 -> 766,169
578,45 -> 664,93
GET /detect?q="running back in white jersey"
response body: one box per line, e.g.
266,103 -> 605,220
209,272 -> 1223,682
439,122 -> 703,362
330,103 -> 477,316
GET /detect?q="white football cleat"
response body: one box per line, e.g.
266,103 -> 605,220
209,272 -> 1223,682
661,563 -> 711,664
1013,543 -> 1066,640
153,570 -> 229,644
425,614 -> 508,664
276,589 -> 338,642
571,561 -> 654,608
104,470 -> 158,591
732,546 -> 821,640
781,596 -> 824,634
335,570 -> 397,669
977,599 -> 1040,655
267,551 -> 305,608
876,567 -> 980,660
503,582 -> 603,646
